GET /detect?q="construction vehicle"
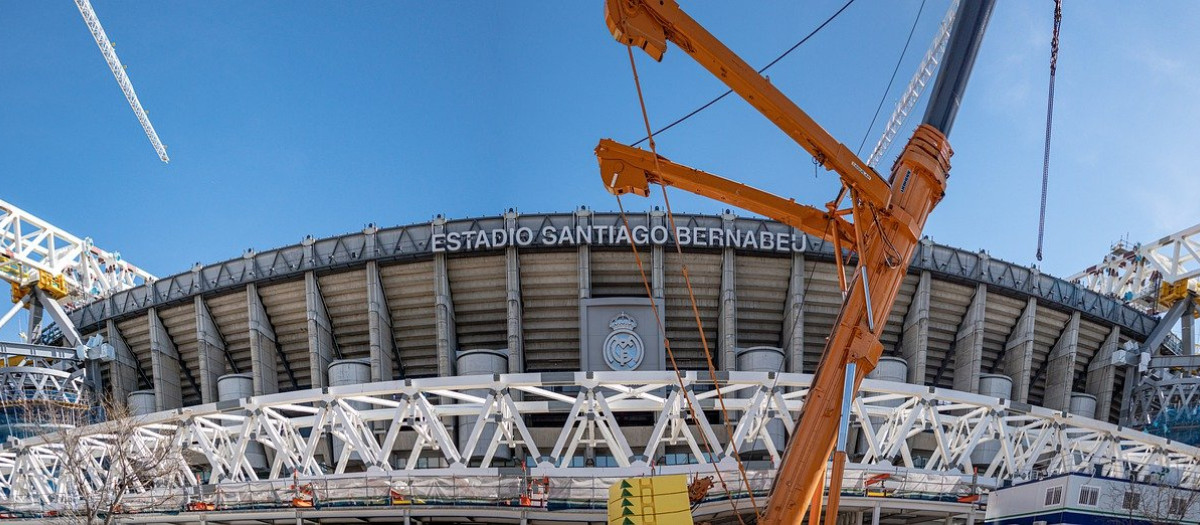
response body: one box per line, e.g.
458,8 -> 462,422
596,1 -> 994,523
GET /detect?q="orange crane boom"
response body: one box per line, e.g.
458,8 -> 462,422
596,1 -> 993,523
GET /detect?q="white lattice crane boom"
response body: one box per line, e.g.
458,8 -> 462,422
0,198 -> 154,311
74,0 -> 170,163
1070,223 -> 1200,312
866,0 -> 959,168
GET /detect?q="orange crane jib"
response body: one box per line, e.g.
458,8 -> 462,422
595,1 -> 988,524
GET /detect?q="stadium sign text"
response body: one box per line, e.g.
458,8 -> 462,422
430,225 -> 808,254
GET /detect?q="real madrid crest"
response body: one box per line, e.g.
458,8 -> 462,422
603,312 -> 645,371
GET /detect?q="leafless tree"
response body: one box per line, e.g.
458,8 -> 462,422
1104,473 -> 1200,525
11,394 -> 191,524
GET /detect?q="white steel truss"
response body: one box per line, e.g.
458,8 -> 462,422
0,198 -> 153,309
73,0 -> 170,163
2,371 -> 1199,516
1070,223 -> 1200,309
866,0 -> 959,168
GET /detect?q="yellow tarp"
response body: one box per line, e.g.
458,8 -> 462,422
606,475 -> 693,525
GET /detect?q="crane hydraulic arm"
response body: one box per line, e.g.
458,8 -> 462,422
596,1 -> 992,524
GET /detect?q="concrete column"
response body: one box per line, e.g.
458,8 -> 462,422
1003,298 -> 1037,403
577,208 -> 592,301
1044,311 -> 1081,411
650,210 -> 666,305
367,261 -> 398,381
305,272 -> 336,388
106,320 -> 139,404
901,271 -> 931,384
433,217 -> 458,377
195,296 -> 229,404
504,211 -> 525,374
781,252 -> 806,373
1087,325 -> 1121,421
953,284 -> 987,393
247,283 -> 280,396
719,212 -> 737,371
148,309 -> 183,411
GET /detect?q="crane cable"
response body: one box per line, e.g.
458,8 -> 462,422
619,45 -> 762,523
630,0 -> 856,148
856,0 -> 927,157
1036,0 -> 1062,262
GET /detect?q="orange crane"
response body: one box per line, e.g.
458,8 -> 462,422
596,1 -> 994,524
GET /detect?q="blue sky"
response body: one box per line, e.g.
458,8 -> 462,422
2,1 -> 1199,296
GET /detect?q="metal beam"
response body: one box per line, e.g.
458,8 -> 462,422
0,340 -> 80,361
35,289 -> 82,347
952,284 -> 987,393
367,261 -> 400,381
305,272 -> 336,388
901,271 -> 931,384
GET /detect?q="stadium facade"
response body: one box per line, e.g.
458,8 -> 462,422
4,209 -> 1192,524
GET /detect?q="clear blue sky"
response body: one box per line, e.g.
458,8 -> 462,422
3,1 -> 1198,292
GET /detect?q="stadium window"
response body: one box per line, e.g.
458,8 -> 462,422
1078,486 -> 1099,507
1123,491 -> 1141,510
1170,496 -> 1188,516
1044,486 -> 1063,507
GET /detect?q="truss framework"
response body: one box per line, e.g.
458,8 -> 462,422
1071,223 -> 1200,310
0,198 -> 153,310
2,371 -> 1198,514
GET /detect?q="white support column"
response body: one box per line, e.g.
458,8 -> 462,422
367,261 -> 398,381
1087,325 -> 1121,421
148,308 -> 183,411
195,296 -> 228,404
577,208 -> 592,301
504,211 -> 524,373
719,212 -> 737,371
1044,311 -> 1081,411
106,319 -> 138,403
247,283 -> 280,396
650,210 -> 666,306
1003,297 -> 1038,403
781,252 -> 806,373
306,271 -> 335,388
901,271 -> 931,384
433,217 -> 458,377
953,284 -> 987,393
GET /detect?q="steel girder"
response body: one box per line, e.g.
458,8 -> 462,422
1071,223 -> 1200,311
1,371 -> 1198,514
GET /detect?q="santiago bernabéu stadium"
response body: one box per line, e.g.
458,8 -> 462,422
3,206 -> 1197,525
